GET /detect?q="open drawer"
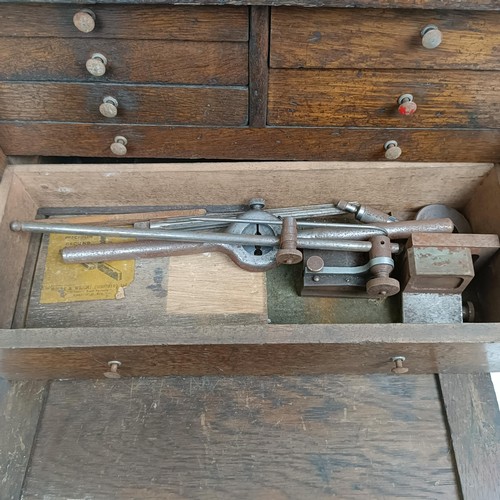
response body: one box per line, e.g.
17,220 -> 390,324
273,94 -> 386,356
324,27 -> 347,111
0,161 -> 499,379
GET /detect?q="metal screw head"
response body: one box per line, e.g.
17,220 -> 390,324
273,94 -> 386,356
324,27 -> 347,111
248,198 -> 266,210
306,255 -> 325,273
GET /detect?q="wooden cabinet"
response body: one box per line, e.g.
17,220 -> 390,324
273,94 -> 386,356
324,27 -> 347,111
0,2 -> 499,160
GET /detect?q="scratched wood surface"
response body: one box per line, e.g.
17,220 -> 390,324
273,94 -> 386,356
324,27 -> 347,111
270,8 -> 500,70
440,373 -> 500,500
0,82 -> 249,126
26,237 -> 268,329
0,4 -> 249,41
0,38 -> 248,85
0,0 -> 497,8
21,375 -> 459,499
268,70 -> 500,129
0,379 -> 48,500
1,124 -> 499,162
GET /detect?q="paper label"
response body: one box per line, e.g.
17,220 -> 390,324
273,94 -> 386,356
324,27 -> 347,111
40,234 -> 135,304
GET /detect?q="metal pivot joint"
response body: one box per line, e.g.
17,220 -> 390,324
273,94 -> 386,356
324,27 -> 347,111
276,217 -> 302,265
366,235 -> 400,297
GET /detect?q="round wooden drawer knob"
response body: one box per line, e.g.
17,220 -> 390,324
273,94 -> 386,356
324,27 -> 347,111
104,360 -> 122,379
86,53 -> 107,77
110,136 -> 128,156
398,94 -> 417,116
73,9 -> 96,33
421,24 -> 442,49
384,140 -> 402,160
100,96 -> 118,118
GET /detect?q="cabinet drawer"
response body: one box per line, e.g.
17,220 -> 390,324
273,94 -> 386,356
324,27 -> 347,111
0,162 -> 499,379
0,83 -> 248,126
1,123 -> 499,162
0,5 -> 248,42
268,70 -> 500,128
0,38 -> 248,85
271,8 -> 500,70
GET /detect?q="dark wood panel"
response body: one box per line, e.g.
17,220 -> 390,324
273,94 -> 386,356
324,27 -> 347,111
0,38 -> 248,85
268,70 -> 500,128
0,0 -> 497,10
1,123 -> 499,162
21,376 -> 458,499
0,5 -> 248,41
271,8 -> 500,70
0,378 -> 49,500
249,6 -> 269,127
0,323 -> 500,379
0,83 -> 248,126
440,374 -> 500,500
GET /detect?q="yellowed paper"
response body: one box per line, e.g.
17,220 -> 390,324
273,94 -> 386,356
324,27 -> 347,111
40,234 -> 135,304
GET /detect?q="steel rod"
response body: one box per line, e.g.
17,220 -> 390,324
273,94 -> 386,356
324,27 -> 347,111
61,239 -> 401,264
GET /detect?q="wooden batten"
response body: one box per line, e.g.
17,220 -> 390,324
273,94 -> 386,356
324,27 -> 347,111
0,146 -> 6,179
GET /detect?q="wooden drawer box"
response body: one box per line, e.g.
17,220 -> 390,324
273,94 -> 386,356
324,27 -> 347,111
0,161 -> 499,380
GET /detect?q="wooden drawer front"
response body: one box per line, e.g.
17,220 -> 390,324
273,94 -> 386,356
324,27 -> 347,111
271,8 -> 500,70
268,70 -> 500,128
0,83 -> 248,126
0,5 -> 248,42
1,123 -> 499,162
0,38 -> 248,86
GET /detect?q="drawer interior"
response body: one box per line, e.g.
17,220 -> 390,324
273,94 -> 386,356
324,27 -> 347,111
0,161 -> 499,378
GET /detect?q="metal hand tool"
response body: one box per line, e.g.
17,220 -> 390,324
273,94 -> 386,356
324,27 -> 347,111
299,218 -> 454,240
334,200 -> 398,223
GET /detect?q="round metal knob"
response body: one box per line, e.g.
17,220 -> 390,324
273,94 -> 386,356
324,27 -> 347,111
104,360 -> 121,379
384,140 -> 402,160
421,24 -> 442,49
398,94 -> 417,116
391,356 -> 409,374
110,136 -> 128,156
99,96 -> 118,118
73,9 -> 96,33
86,53 -> 107,77
306,255 -> 324,273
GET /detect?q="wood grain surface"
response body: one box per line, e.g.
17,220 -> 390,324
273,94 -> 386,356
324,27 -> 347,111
0,170 -> 38,328
268,70 -> 500,128
0,378 -> 49,500
1,123 -> 499,161
465,166 -> 500,322
271,8 -> 500,70
0,145 -> 6,180
0,323 -> 500,379
0,0 -> 497,9
0,82 -> 249,126
0,38 -> 248,85
0,5 -> 249,41
9,161 -> 492,212
249,6 -> 269,127
440,374 -> 500,500
21,375 -> 459,499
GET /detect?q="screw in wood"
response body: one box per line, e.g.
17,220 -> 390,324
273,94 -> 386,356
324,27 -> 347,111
104,360 -> 122,379
391,356 -> 409,374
